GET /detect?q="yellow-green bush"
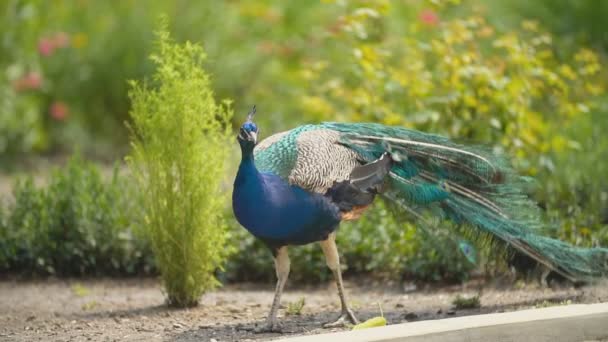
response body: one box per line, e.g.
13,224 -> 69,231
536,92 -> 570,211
127,23 -> 232,307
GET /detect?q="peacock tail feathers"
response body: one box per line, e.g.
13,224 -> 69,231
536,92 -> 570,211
323,122 -> 608,282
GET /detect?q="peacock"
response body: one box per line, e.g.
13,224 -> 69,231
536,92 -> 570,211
232,106 -> 608,332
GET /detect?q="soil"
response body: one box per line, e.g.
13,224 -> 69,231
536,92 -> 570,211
1,277 -> 607,342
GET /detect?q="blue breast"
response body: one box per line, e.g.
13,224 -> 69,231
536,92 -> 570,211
232,158 -> 341,246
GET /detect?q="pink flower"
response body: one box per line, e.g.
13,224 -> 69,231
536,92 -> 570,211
38,32 -> 70,56
24,72 -> 42,89
256,41 -> 275,54
52,32 -> 70,48
38,37 -> 55,56
419,9 -> 439,26
13,72 -> 42,92
50,101 -> 69,121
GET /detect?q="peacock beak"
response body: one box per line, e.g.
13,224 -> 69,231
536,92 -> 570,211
238,128 -> 257,143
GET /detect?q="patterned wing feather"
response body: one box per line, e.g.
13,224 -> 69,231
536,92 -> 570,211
254,125 -> 361,193
288,129 -> 361,193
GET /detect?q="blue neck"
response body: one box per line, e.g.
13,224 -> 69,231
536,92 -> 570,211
232,138 -> 341,245
235,142 -> 258,187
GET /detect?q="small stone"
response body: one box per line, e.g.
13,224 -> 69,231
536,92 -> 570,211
404,312 -> 418,320
403,282 -> 417,293
395,303 -> 404,308
26,315 -> 35,322
447,310 -> 456,315
210,339 -> 218,342
173,322 -> 184,329
436,309 -> 443,314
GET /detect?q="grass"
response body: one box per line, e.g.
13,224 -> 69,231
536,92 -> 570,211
71,283 -> 90,297
286,297 -> 306,316
452,295 -> 481,310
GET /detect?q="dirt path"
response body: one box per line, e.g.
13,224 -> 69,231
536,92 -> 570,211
0,278 -> 606,342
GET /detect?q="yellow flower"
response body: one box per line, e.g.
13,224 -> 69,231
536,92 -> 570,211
477,26 -> 493,38
558,65 -> 576,81
301,96 -> 333,116
72,33 -> 88,49
575,48 -> 598,63
521,20 -> 539,32
551,136 -> 568,153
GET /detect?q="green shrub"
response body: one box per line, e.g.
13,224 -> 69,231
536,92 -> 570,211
0,155 -> 151,275
127,23 -> 233,307
537,109 -> 608,247
452,294 -> 481,310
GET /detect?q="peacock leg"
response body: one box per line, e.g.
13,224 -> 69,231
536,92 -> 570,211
320,233 -> 359,328
255,246 -> 290,333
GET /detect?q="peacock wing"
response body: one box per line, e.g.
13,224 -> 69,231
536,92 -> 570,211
254,126 -> 361,193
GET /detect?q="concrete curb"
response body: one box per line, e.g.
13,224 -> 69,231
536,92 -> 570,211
277,303 -> 608,342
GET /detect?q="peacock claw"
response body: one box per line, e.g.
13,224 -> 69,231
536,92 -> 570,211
254,321 -> 283,333
323,308 -> 359,328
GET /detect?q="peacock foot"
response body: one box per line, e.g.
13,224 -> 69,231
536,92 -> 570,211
254,320 -> 283,333
323,308 -> 359,328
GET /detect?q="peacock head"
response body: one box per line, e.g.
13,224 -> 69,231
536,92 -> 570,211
238,105 -> 259,151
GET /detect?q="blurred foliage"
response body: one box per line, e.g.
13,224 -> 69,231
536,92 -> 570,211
494,1 -> 608,54
127,23 -> 233,306
0,155 -> 152,275
0,0 -> 607,284
0,0 -> 344,159
294,1 -> 602,173
538,109 -> 608,247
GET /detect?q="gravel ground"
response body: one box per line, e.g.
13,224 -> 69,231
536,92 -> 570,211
1,277 -> 607,342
